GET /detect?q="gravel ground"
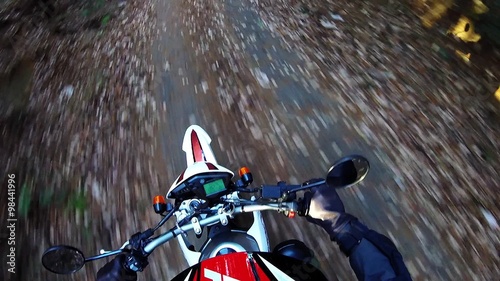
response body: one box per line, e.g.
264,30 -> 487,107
1,0 -> 499,280
0,0 -> 159,280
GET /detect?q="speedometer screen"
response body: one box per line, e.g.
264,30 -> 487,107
203,179 -> 226,196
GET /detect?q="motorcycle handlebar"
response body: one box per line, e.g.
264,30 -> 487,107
88,199 -> 304,273
143,202 -> 296,254
143,212 -> 220,253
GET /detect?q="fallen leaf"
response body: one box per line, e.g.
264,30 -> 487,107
455,50 -> 471,64
449,16 -> 481,43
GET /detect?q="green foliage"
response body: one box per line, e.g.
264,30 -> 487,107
65,188 -> 87,214
18,182 -> 31,218
101,14 -> 111,27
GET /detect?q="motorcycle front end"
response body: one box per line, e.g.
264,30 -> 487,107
41,125 -> 370,280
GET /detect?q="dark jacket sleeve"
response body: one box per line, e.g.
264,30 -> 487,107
349,239 -> 396,280
348,230 -> 412,281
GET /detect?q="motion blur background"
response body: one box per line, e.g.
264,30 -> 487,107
1,0 -> 499,280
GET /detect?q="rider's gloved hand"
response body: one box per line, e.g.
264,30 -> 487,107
96,254 -> 137,281
302,179 -> 368,256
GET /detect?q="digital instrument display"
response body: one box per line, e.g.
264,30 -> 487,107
203,179 -> 226,196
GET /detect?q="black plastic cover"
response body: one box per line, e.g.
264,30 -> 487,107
261,185 -> 282,199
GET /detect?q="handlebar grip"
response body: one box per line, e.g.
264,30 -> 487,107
96,254 -> 138,281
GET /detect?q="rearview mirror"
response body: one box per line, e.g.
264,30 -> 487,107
41,245 -> 85,274
326,155 -> 369,189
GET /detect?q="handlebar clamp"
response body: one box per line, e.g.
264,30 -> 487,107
191,217 -> 202,235
217,207 -> 230,226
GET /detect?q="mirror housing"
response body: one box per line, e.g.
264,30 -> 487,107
41,245 -> 85,274
326,155 -> 369,189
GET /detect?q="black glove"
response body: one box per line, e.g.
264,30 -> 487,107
303,180 -> 412,279
303,180 -> 368,256
96,254 -> 137,281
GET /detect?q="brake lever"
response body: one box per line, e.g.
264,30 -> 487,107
261,179 -> 327,201
285,179 -> 326,194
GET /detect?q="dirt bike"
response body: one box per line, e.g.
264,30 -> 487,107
41,125 -> 370,280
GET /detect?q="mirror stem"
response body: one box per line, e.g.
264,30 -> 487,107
153,207 -> 176,232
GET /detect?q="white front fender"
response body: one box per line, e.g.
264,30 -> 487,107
182,125 -> 218,166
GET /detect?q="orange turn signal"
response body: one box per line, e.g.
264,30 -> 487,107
153,195 -> 167,214
287,211 -> 296,218
239,166 -> 250,177
153,195 -> 166,205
